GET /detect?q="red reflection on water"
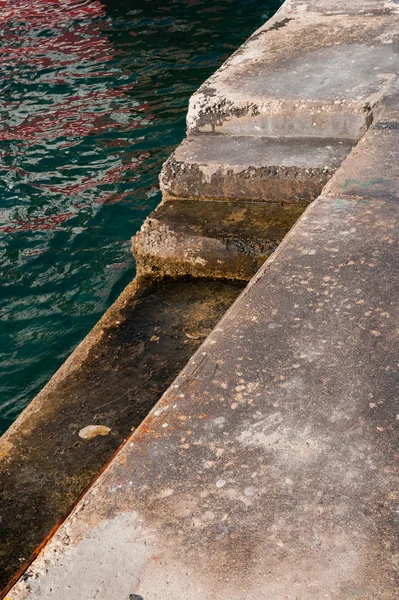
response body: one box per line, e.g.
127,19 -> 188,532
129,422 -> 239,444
0,0 -> 104,24
0,0 -> 139,139
1,0 -> 150,231
0,212 -> 75,233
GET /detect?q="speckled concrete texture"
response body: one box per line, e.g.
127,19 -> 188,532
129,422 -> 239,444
7,125 -> 399,599
187,0 -> 399,137
3,0 -> 399,598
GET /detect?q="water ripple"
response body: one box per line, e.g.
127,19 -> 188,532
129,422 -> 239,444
0,0 -> 281,432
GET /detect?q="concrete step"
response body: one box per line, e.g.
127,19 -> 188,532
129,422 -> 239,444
132,199 -> 305,280
160,135 -> 354,203
0,275 -> 245,591
8,127 -> 399,599
187,1 -> 398,138
144,135 -> 352,281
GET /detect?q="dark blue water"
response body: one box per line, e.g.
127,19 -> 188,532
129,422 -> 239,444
0,0 -> 281,434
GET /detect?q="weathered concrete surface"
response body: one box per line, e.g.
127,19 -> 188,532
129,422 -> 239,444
3,0 -> 399,597
0,276 -> 245,593
133,199 -> 305,280
146,0 -> 399,286
373,74 -> 399,124
160,135 -> 353,202
324,133 -> 399,202
187,0 -> 399,137
6,118 -> 399,598
139,135 -> 353,282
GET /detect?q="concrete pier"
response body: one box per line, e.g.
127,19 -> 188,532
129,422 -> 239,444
133,0 -> 399,281
2,0 -> 399,597
6,123 -> 399,599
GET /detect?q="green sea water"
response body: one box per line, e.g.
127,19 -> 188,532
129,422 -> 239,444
0,0 -> 281,434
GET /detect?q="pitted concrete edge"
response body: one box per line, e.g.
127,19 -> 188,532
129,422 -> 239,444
159,136 -> 353,202
187,0 -> 399,137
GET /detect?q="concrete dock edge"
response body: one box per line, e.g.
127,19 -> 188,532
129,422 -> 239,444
2,0 -> 399,598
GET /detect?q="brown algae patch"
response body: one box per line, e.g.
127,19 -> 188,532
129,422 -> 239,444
0,275 -> 245,592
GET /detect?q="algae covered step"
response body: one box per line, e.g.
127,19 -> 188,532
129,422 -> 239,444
0,275 -> 245,592
133,198 -> 305,280
160,135 -> 353,203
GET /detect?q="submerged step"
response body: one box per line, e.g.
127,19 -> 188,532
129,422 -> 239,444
160,135 -> 353,202
132,199 -> 305,280
187,1 -> 398,138
0,275 -> 244,592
